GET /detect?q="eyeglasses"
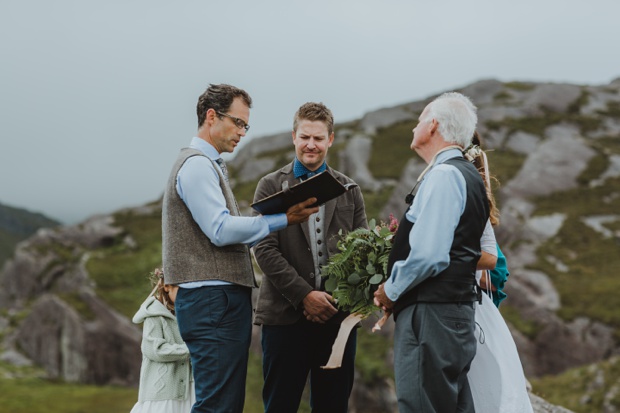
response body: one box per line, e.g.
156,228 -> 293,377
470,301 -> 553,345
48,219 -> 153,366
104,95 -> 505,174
216,111 -> 250,132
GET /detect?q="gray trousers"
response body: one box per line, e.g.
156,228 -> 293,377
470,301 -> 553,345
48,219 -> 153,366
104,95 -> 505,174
394,302 -> 477,413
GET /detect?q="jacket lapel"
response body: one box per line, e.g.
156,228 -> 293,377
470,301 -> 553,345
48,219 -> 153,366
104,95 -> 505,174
323,166 -> 338,231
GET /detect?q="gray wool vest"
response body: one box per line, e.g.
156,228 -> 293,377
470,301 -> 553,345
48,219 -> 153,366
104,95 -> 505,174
162,148 -> 256,287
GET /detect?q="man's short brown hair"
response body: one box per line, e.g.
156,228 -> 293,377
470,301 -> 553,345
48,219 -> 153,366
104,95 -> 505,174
196,84 -> 252,129
293,102 -> 334,134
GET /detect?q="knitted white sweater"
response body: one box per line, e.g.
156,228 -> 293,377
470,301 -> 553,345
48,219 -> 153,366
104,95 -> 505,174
133,296 -> 192,401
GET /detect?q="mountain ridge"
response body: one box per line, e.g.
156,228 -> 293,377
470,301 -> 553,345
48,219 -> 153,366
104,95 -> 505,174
4,77 -> 620,411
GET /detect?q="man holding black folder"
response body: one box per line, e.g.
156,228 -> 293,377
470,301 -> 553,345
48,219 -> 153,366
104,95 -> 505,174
162,84 -> 318,413
252,102 -> 368,413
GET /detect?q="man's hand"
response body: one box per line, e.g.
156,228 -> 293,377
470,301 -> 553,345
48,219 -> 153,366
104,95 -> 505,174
373,283 -> 394,311
302,291 -> 338,324
286,197 -> 319,225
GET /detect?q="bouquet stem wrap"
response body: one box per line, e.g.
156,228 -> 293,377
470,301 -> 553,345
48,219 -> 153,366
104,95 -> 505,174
321,313 -> 364,369
320,216 -> 398,369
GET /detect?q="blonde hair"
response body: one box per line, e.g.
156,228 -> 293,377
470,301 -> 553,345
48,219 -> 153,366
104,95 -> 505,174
467,131 -> 500,226
148,268 -> 175,313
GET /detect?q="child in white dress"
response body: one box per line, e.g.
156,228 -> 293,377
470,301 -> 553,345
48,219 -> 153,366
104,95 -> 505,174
130,269 -> 195,413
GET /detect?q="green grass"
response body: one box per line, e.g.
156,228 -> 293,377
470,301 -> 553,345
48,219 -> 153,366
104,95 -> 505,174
504,82 -> 536,91
355,326 -> 394,383
58,293 -> 97,321
499,304 -> 543,340
493,90 -> 514,102
0,378 -> 137,413
529,166 -> 620,334
363,186 -> 397,223
0,353 -> 304,413
531,357 -> 620,413
369,121 -> 417,179
486,111 -> 602,138
86,209 -> 163,319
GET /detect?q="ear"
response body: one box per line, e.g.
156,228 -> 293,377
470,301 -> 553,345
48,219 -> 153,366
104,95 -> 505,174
328,132 -> 335,147
206,108 -> 217,126
292,130 -> 297,142
429,119 -> 438,135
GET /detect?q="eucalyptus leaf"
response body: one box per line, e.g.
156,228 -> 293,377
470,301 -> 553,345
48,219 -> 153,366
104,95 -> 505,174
347,273 -> 361,285
325,277 -> 338,292
369,273 -> 384,284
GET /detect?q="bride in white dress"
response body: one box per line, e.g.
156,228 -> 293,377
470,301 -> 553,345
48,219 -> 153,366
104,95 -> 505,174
465,134 -> 533,412
468,221 -> 533,413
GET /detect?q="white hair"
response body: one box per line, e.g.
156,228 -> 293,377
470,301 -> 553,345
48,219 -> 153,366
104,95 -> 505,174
422,92 -> 478,147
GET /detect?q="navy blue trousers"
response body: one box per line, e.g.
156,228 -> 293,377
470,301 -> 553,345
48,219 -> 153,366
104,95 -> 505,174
175,285 -> 252,413
261,319 -> 357,413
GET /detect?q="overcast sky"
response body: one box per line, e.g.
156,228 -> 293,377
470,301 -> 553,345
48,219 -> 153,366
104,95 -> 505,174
2,0 -> 619,224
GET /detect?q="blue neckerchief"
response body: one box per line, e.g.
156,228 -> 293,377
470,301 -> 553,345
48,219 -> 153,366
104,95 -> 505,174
293,158 -> 327,179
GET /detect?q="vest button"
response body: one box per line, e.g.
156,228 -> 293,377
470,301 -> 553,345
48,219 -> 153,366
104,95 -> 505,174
309,272 -> 315,278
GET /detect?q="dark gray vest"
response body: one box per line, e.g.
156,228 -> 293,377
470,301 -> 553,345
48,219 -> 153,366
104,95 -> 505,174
162,148 -> 255,287
387,157 -> 489,317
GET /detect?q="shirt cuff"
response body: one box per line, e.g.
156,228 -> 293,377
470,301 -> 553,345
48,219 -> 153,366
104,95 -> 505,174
263,213 -> 288,233
384,280 -> 401,303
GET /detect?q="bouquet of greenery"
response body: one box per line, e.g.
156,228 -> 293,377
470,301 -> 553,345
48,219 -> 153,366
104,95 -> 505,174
322,215 -> 398,318
319,215 -> 398,369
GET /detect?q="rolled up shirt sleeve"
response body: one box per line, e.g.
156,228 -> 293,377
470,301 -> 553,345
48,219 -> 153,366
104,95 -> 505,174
177,155 -> 287,247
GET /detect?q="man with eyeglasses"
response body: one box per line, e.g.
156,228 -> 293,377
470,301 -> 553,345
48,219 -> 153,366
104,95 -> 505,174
162,84 -> 319,413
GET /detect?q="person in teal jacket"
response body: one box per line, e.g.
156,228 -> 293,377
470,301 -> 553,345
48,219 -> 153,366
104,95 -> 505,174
489,244 -> 509,307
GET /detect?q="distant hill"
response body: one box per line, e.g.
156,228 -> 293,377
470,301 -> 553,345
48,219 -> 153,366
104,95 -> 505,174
0,202 -> 59,266
4,77 -> 620,412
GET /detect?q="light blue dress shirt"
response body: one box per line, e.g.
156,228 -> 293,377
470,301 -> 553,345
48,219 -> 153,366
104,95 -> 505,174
384,148 -> 468,302
176,137 -> 288,287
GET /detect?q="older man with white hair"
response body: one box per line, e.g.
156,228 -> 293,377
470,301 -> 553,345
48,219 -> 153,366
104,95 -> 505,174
374,92 -> 489,413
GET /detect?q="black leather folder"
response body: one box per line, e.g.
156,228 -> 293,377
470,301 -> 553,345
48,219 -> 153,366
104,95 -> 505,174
251,171 -> 358,215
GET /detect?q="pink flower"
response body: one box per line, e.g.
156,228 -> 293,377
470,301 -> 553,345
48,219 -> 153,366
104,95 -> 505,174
388,214 -> 399,233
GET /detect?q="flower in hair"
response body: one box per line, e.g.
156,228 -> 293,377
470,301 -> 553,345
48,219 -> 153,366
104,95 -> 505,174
463,145 -> 482,162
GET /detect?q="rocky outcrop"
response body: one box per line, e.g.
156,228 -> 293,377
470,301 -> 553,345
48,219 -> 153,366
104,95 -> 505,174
0,214 -> 141,385
14,292 -> 140,385
4,77 -> 620,410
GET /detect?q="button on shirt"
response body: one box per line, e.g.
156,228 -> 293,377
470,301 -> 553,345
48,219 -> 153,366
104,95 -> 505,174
308,208 -> 327,290
384,149 -> 468,302
176,137 -> 288,287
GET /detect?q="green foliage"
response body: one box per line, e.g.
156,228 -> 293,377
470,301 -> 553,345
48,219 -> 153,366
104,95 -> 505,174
486,110 -> 602,138
369,120 -> 417,179
0,202 -> 60,267
355,327 -> 394,383
322,218 -> 397,317
504,82 -> 536,91
0,378 -> 137,413
530,169 -> 620,331
597,101 -> 620,119
484,149 -> 527,201
493,90 -> 514,102
232,179 -> 263,205
86,209 -> 162,319
531,357 -> 620,413
499,304 -> 543,340
0,230 -> 21,267
566,89 -> 590,115
58,293 -> 97,321
361,185 -> 396,223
